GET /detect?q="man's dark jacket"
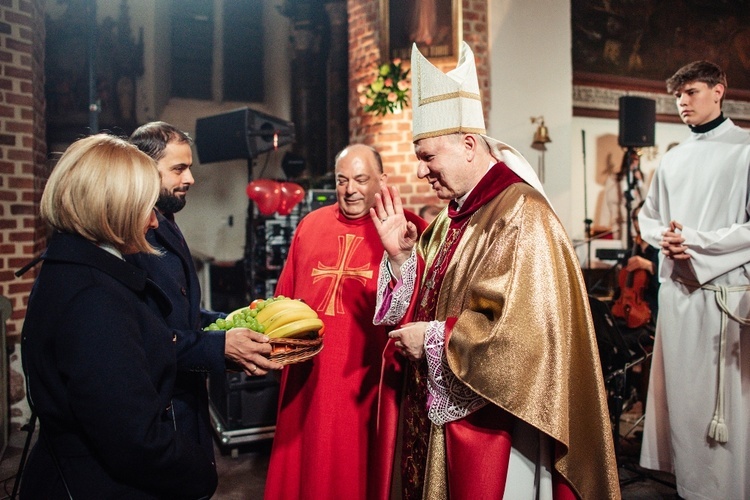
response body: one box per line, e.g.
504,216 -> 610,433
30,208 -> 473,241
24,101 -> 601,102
126,211 -> 226,465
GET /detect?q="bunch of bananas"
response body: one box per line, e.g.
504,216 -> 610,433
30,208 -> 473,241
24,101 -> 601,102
208,296 -> 323,339
253,297 -> 323,339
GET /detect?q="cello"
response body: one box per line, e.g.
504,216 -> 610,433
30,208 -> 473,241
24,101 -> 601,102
611,235 -> 651,328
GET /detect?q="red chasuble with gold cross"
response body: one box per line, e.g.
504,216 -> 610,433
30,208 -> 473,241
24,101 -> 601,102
264,204 -> 426,500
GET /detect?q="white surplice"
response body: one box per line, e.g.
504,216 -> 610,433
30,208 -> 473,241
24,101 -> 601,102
638,118 -> 750,500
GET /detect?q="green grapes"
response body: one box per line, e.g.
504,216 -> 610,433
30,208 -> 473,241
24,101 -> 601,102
204,295 -> 289,332
205,308 -> 266,333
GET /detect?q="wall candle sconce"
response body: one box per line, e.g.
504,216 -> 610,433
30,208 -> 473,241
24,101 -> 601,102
530,116 -> 551,183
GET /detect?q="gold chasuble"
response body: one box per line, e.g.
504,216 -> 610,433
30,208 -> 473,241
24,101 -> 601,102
417,165 -> 619,499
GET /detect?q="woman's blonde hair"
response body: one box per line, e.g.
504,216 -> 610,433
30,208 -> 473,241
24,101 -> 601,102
41,134 -> 161,255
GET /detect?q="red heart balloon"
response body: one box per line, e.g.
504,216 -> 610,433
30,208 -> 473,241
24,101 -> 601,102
277,182 -> 306,216
246,179 -> 281,215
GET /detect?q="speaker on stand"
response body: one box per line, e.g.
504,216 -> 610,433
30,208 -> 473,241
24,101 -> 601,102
618,96 -> 655,250
195,107 -> 296,164
607,97 -> 674,488
194,108 -> 295,453
195,107 -> 295,305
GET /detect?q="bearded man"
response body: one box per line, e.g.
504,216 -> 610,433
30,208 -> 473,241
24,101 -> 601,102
128,122 -> 282,473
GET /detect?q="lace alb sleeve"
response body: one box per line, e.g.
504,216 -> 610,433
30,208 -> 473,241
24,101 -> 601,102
424,321 -> 488,426
373,249 -> 417,326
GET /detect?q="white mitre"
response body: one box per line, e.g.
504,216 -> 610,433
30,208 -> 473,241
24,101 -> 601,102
410,42 -> 547,199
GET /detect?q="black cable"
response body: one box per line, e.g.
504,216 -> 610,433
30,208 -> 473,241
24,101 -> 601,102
2,472 -> 18,500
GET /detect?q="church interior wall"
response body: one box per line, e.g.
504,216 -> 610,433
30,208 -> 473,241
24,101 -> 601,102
41,0 -> 742,262
488,0 -> 575,235
189,0 -> 746,256
2,0 -> 749,426
151,0 -> 295,263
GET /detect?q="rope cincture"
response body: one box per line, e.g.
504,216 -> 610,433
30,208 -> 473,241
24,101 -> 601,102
679,277 -> 750,443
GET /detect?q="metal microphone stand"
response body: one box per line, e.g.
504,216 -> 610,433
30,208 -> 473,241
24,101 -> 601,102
582,130 -> 593,268
621,147 -> 641,254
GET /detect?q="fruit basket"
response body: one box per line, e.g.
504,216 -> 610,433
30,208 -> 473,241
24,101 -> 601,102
207,296 -> 325,366
269,336 -> 324,365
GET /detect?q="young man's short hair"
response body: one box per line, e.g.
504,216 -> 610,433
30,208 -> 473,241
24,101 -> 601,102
666,60 -> 727,97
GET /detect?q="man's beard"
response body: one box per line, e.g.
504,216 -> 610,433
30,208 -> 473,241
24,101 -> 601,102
156,188 -> 187,214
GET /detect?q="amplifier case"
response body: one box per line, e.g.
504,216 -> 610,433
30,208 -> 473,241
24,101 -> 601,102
208,372 -> 279,448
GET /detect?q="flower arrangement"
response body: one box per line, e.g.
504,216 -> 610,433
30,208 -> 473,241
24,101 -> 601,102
358,58 -> 410,116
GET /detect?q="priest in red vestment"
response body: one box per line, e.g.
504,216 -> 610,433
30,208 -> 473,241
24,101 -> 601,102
264,144 -> 427,500
369,42 -> 620,499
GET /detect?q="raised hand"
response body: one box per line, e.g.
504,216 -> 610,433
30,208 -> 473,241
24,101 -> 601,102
370,185 -> 418,271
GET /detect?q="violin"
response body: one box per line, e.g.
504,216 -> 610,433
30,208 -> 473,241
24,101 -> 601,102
611,236 -> 651,328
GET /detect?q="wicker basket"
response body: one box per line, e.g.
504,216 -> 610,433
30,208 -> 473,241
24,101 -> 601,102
269,336 -> 323,365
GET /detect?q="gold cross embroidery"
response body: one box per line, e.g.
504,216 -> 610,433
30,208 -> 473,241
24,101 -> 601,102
311,234 -> 373,316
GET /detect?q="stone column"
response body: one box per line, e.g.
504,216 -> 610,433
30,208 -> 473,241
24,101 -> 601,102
289,14 -> 328,177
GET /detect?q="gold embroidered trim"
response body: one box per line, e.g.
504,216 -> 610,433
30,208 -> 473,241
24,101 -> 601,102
419,90 -> 481,106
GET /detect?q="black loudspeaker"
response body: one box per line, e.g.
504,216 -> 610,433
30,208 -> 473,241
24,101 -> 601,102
209,372 -> 279,431
195,107 -> 295,164
618,96 -> 656,148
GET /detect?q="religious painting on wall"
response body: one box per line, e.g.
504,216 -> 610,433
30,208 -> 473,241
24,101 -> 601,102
380,0 -> 460,62
571,0 -> 750,123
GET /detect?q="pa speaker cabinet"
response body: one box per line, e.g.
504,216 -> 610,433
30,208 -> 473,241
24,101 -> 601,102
618,96 -> 656,148
195,108 -> 295,164
208,371 -> 279,431
195,108 -> 252,164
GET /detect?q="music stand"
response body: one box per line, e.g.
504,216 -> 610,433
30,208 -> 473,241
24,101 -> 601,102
606,328 -> 675,489
588,295 -> 674,488
606,350 -> 651,456
581,130 -> 593,268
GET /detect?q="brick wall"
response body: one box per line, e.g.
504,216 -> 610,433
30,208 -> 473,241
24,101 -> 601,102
0,0 -> 46,424
347,0 -> 488,212
1,0 -> 46,335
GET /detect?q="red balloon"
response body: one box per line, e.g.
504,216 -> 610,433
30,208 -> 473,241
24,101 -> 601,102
246,179 -> 281,215
277,182 -> 306,216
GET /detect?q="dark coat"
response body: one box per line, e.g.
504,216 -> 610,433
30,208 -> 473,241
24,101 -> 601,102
21,232 -> 218,499
125,212 -> 225,463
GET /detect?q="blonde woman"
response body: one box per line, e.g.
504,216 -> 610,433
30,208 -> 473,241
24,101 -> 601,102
20,134 -> 217,498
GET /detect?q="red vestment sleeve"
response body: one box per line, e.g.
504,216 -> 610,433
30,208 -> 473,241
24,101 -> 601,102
372,211 -> 427,500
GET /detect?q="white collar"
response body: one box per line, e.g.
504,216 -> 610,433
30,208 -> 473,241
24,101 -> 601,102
98,242 -> 124,260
